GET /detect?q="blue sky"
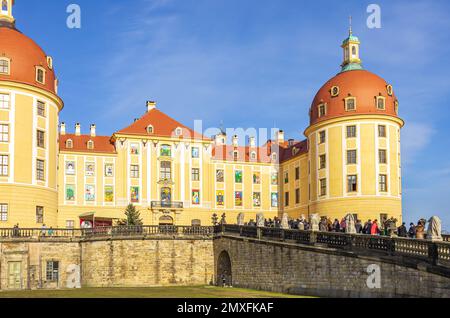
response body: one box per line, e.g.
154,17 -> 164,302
14,0 -> 450,230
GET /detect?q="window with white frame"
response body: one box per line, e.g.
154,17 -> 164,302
36,159 -> 45,181
0,93 -> 10,109
36,206 -> 44,223
346,125 -> 357,138
66,139 -> 73,149
379,149 -> 387,164
378,125 -> 386,138
87,140 -> 94,150
347,150 -> 357,165
66,220 -> 74,229
160,161 -> 171,180
0,204 -> 7,221
318,103 -> 327,117
0,124 -> 8,142
319,154 -> 326,170
37,100 -> 46,117
37,130 -> 45,148
192,168 -> 200,181
376,96 -> 386,110
0,154 -> 8,176
347,175 -> 357,192
36,67 -> 45,84
319,178 -> 327,196
379,174 -> 388,192
130,165 -> 140,178
46,261 -> 59,281
0,58 -> 9,75
345,97 -> 356,111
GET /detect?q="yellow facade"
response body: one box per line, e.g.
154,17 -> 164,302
0,3 -> 404,228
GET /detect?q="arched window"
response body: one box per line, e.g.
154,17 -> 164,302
66,139 -> 73,149
394,100 -> 399,115
87,140 -> 94,150
272,153 -> 278,162
0,58 -> 10,75
175,127 -> 182,136
36,67 -> 46,84
47,56 -> 53,70
159,215 -> 174,226
250,151 -> 256,160
146,125 -> 154,134
352,46 -> 357,56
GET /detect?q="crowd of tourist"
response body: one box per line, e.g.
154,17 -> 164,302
242,216 -> 430,239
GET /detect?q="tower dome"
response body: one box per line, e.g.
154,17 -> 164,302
0,1 -> 58,95
309,29 -> 400,127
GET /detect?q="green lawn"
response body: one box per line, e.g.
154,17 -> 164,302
0,286 -> 308,298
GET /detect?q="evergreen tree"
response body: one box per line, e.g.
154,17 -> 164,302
118,204 -> 143,226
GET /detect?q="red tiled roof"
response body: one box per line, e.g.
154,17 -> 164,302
280,140 -> 308,162
116,108 -> 207,140
212,145 -> 273,163
59,134 -> 116,154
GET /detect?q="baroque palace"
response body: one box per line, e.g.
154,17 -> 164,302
0,1 -> 404,228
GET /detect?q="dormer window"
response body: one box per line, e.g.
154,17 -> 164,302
318,103 -> 327,117
0,58 -> 10,75
36,66 -> 46,84
250,151 -> 257,160
146,125 -> 154,134
330,86 -> 340,97
87,140 -> 94,150
386,85 -> 393,96
272,153 -> 278,162
175,127 -> 182,136
47,56 -> 53,70
394,100 -> 399,115
66,139 -> 73,149
345,97 -> 356,111
233,151 -> 239,161
376,96 -> 386,110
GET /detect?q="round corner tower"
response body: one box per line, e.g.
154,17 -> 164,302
0,0 -> 63,227
304,30 -> 404,224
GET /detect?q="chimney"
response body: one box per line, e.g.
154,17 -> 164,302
232,135 -> 239,147
75,123 -> 81,136
90,124 -> 96,137
60,122 -> 66,136
146,101 -> 156,112
249,136 -> 256,148
215,132 -> 226,146
276,130 -> 285,143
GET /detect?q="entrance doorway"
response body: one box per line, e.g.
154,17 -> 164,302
159,215 -> 174,226
217,251 -> 232,287
8,261 -> 22,290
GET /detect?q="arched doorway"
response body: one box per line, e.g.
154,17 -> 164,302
217,251 -> 232,287
159,215 -> 173,226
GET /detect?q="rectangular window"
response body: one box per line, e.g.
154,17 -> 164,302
0,124 -> 8,142
104,164 -> 114,177
284,172 -> 289,184
216,169 -> 224,182
36,159 -> 45,181
0,93 -> 9,109
295,188 -> 300,204
46,261 -> 59,282
271,172 -> 278,185
320,179 -> 327,197
347,175 -> 357,192
36,68 -> 45,84
271,193 -> 278,208
192,168 -> 200,181
346,125 -> 357,138
0,204 -> 7,221
66,220 -> 74,229
346,98 -> 356,111
378,125 -> 386,138
130,165 -> 139,178
295,167 -> 300,180
253,172 -> 261,184
379,149 -> 387,164
37,101 -> 46,117
37,130 -> 45,148
285,192 -> 289,207
347,150 -> 357,165
191,147 -> 199,158
319,131 -> 326,144
36,206 -> 44,224
234,191 -> 242,207
0,59 -> 9,74
318,104 -> 326,117
0,154 -> 8,176
235,170 -> 242,183
377,97 -> 385,110
319,154 -> 326,169
379,174 -> 388,192
160,161 -> 171,180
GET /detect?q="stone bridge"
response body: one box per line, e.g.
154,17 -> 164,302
1,225 -> 449,297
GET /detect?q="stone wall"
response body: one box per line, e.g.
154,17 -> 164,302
214,236 -> 450,298
0,237 -> 214,290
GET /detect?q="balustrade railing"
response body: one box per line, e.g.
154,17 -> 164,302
217,224 -> 450,268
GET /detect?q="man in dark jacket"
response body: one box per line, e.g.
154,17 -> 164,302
408,223 -> 416,238
398,222 -> 408,237
355,220 -> 363,234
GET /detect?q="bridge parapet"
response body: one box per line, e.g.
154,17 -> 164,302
215,225 -> 450,271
